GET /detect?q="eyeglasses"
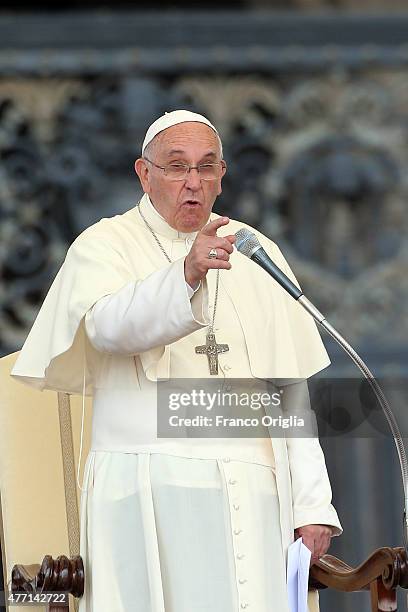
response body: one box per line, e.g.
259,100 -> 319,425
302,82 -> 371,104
143,157 -> 225,181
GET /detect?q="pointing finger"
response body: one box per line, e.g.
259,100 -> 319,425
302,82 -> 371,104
200,217 -> 230,236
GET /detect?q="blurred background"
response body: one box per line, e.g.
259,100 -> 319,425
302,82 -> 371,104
1,1 -> 408,610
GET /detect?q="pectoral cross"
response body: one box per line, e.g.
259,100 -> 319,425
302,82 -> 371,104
195,330 -> 229,375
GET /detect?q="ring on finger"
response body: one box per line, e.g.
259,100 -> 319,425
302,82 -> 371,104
208,248 -> 218,259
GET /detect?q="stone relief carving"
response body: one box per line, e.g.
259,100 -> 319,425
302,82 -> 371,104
176,74 -> 407,348
290,0 -> 408,7
1,71 -> 407,360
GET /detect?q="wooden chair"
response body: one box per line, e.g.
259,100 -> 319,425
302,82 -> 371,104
1,351 -> 407,611
310,547 -> 408,611
0,352 -> 91,612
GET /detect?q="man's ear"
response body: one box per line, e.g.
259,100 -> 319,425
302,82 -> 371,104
135,158 -> 150,193
217,160 -> 227,195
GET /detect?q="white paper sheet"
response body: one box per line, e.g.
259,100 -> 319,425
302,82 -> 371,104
286,537 -> 312,612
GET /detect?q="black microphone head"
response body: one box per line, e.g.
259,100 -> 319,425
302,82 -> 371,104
234,228 -> 261,257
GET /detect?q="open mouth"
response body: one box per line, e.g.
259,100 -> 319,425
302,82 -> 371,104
183,200 -> 200,206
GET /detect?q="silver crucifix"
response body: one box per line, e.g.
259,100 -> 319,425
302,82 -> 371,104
195,330 -> 229,375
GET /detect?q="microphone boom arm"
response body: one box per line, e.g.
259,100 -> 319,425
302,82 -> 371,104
299,293 -> 408,549
236,231 -> 408,548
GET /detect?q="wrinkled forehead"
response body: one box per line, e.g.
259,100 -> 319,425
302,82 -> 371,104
151,122 -> 221,157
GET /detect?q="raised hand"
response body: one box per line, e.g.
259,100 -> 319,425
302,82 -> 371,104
184,217 -> 236,288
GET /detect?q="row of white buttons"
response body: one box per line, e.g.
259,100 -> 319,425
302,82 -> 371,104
225,464 -> 249,609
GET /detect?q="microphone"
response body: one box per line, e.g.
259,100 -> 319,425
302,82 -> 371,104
235,228 -> 302,301
235,227 -> 326,326
234,228 -> 324,322
234,226 -> 408,549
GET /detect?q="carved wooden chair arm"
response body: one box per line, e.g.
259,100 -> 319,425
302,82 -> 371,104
9,548 -> 408,611
309,546 -> 408,611
310,547 -> 408,591
10,555 -> 84,612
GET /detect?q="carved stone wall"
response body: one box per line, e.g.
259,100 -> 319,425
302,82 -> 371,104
4,1 -> 408,9
1,65 -> 407,371
290,0 -> 408,8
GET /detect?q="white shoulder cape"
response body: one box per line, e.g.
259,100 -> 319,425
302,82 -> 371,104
11,200 -> 330,394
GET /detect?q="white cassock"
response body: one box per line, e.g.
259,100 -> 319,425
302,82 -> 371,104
11,193 -> 342,612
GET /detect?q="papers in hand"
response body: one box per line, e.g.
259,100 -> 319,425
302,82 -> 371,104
287,537 -> 312,612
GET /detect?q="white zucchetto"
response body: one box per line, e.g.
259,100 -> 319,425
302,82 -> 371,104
141,110 -> 219,155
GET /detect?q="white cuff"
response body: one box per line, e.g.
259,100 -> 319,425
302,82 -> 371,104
186,280 -> 202,298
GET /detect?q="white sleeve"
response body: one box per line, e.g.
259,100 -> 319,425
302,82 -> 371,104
280,380 -> 343,536
85,257 -> 209,355
186,280 -> 201,297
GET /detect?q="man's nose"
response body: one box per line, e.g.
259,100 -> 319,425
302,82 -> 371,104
184,167 -> 202,190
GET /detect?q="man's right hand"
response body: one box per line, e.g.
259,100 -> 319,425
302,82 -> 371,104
184,217 -> 236,289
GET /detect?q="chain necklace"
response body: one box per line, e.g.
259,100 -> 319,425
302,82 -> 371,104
138,204 -> 229,375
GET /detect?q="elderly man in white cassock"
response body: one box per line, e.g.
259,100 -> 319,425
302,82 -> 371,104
12,110 -> 342,612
